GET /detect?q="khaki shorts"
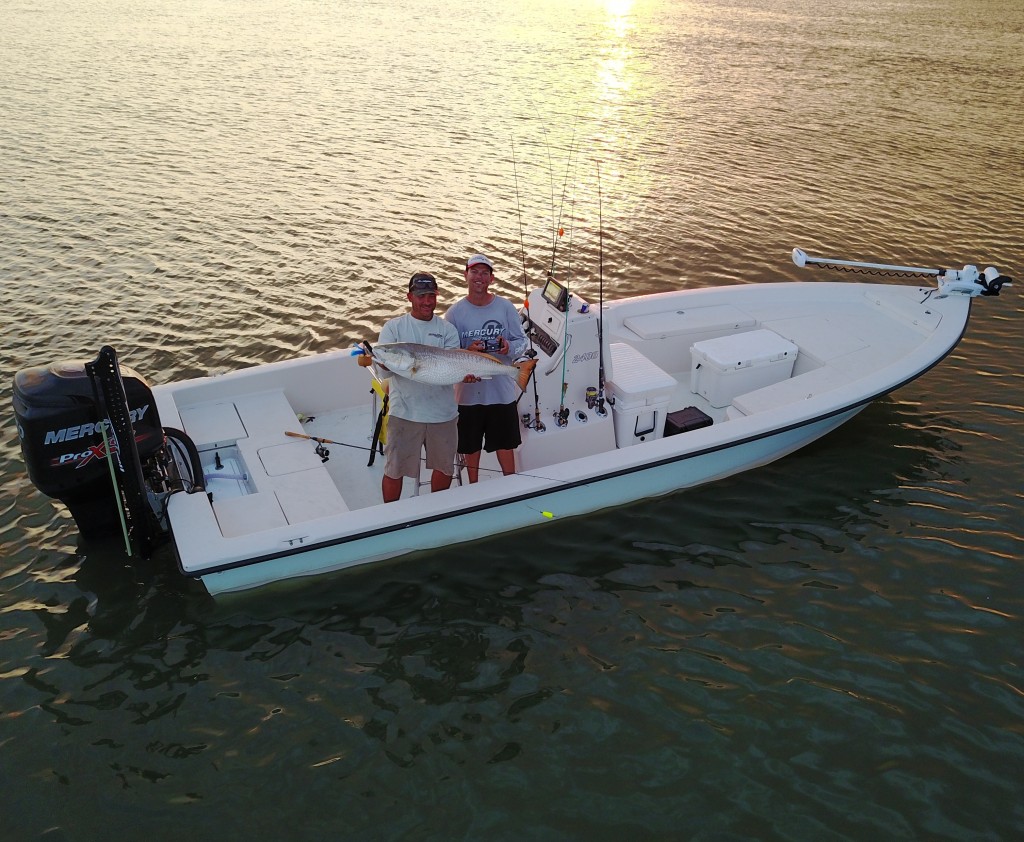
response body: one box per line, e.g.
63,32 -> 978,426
384,416 -> 459,479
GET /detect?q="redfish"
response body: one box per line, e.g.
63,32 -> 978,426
358,343 -> 536,392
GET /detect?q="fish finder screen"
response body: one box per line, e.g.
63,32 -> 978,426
542,278 -> 568,312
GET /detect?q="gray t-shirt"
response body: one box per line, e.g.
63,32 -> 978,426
377,313 -> 461,423
445,295 -> 528,406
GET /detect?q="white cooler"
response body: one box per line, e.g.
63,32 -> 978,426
691,329 -> 798,408
607,343 -> 676,446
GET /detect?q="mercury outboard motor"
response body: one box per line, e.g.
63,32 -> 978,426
12,346 -> 167,553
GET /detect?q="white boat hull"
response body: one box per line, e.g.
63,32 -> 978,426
199,405 -> 863,594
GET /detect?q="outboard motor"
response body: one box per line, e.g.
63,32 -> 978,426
12,347 -> 166,550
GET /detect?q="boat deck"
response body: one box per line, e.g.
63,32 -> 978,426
294,375 -> 726,513
300,404 -> 507,511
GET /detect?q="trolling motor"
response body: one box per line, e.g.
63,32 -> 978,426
792,248 -> 1013,298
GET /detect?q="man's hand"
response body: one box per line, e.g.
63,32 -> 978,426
469,338 -> 509,354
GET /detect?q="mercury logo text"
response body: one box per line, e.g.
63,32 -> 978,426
43,405 -> 150,445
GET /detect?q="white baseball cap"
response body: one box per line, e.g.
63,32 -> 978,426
466,254 -> 494,270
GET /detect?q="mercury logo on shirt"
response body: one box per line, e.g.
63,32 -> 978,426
465,320 -> 504,342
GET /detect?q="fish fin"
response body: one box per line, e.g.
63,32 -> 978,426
460,349 -> 504,364
513,359 -> 537,392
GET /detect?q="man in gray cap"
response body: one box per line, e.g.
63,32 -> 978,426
376,272 -> 462,502
445,254 -> 529,481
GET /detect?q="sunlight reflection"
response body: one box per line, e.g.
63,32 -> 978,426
605,0 -> 635,37
596,0 -> 635,106
597,53 -> 630,103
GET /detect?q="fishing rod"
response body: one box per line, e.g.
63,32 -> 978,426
529,108 -> 580,428
595,160 -> 609,416
555,147 -> 580,428
511,135 -> 545,433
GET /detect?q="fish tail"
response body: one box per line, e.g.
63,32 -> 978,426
514,358 -> 537,392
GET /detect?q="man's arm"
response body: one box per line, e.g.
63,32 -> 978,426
503,298 -> 528,358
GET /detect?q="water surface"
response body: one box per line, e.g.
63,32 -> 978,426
2,0 -> 1022,838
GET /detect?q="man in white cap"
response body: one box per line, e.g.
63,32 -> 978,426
377,271 -> 462,502
445,254 -> 529,481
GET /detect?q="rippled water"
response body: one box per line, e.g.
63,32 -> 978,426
2,0 -> 1023,838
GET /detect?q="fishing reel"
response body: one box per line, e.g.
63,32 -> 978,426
585,386 -> 610,417
522,412 -> 546,433
315,442 -> 330,463
554,407 -> 570,428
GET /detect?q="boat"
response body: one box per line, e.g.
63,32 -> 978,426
12,249 -> 1011,595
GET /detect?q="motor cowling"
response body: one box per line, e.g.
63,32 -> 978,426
12,359 -> 164,537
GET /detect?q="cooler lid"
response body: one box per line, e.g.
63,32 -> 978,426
691,329 -> 797,369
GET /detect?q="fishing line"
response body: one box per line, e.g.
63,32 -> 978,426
564,144 -> 580,281
542,123 -> 557,261
284,431 -> 564,483
525,95 -> 559,260
511,136 -> 530,296
511,134 -> 544,432
550,109 -> 580,279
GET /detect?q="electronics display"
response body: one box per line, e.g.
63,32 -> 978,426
541,278 -> 568,312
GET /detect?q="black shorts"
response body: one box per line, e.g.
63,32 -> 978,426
457,402 -> 522,453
